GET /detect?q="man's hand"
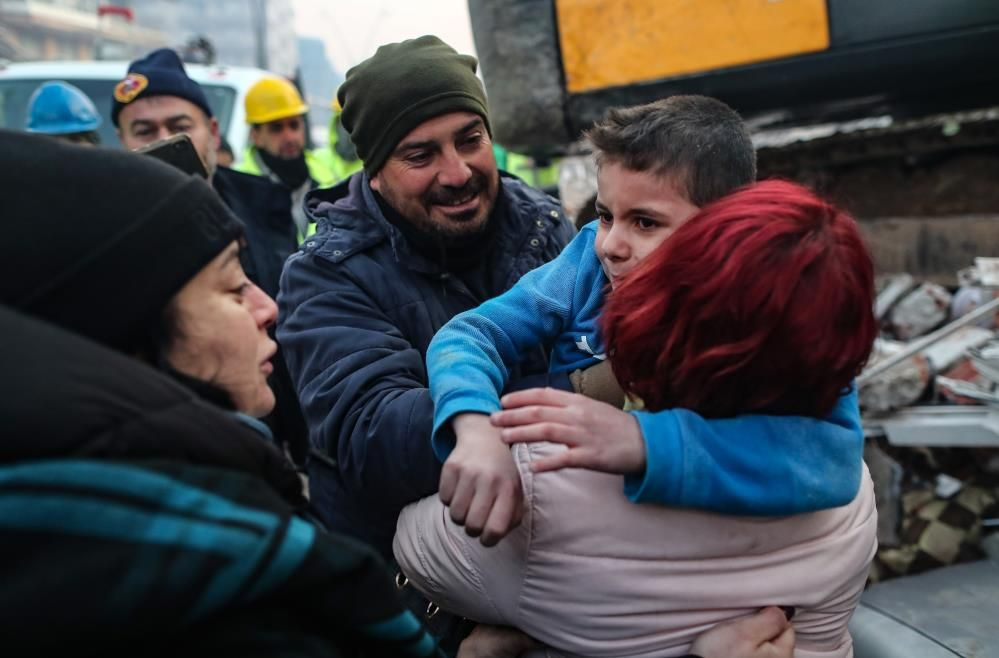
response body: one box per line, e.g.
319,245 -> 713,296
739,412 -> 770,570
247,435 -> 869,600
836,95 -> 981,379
456,624 -> 538,658
438,413 -> 524,546
689,607 -> 795,658
491,387 -> 646,475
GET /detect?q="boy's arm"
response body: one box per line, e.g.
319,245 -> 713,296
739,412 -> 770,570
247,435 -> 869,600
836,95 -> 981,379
427,228 -> 597,459
496,386 -> 863,515
628,386 -> 863,514
428,229 -> 599,545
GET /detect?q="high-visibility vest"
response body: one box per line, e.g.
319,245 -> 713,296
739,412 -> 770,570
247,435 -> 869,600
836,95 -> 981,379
311,145 -> 362,184
493,144 -> 559,190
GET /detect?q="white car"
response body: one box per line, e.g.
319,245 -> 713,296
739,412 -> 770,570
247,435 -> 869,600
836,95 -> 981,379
0,59 -> 273,164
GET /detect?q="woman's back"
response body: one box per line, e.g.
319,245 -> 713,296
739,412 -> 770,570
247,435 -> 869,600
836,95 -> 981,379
396,440 -> 876,657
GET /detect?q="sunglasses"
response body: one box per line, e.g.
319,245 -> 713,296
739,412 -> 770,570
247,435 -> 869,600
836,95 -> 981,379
264,118 -> 302,134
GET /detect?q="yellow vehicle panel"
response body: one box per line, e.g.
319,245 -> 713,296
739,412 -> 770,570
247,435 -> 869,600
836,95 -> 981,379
557,0 -> 830,93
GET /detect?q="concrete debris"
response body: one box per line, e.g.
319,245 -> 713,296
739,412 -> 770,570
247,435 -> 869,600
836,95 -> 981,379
936,376 -> 999,406
923,326 -> 995,373
861,340 -> 931,414
950,286 -> 999,329
939,358 -> 993,405
969,341 -> 999,384
875,406 -> 999,447
859,296 -> 999,388
934,473 -> 965,498
958,257 -> 999,287
859,328 -> 993,414
888,282 -> 953,340
862,260 -> 999,583
875,274 -> 915,321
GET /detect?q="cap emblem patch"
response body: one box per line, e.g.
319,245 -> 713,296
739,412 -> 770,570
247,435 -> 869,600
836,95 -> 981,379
114,73 -> 149,103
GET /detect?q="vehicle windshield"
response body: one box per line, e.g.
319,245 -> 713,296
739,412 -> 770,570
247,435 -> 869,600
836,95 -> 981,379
0,78 -> 235,146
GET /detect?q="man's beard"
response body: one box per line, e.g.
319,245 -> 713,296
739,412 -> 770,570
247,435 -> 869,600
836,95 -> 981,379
411,171 -> 496,240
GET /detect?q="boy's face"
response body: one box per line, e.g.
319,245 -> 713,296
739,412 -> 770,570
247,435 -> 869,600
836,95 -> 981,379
594,161 -> 700,289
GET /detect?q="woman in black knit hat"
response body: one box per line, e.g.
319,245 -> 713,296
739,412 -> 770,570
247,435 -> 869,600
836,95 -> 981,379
1,128 -> 278,429
0,128 -> 449,656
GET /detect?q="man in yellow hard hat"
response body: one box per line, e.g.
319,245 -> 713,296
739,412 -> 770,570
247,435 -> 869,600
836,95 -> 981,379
236,76 -> 335,238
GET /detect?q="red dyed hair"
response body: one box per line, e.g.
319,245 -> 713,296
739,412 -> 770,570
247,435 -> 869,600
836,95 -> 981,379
602,180 -> 876,418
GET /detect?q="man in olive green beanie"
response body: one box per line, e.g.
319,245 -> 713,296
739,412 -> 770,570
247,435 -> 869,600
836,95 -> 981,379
276,34 -> 574,570
337,35 -> 491,177
327,34 -> 509,244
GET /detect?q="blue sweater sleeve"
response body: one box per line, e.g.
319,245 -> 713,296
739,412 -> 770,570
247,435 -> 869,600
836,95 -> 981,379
624,386 -> 863,514
427,230 -> 595,461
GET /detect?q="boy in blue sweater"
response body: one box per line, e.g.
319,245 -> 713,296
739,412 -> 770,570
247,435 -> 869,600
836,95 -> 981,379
427,96 -> 864,546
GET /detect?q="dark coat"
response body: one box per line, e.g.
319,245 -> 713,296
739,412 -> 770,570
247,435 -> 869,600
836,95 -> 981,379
0,306 -> 442,657
277,172 -> 575,555
213,166 -> 298,300
213,167 -> 309,464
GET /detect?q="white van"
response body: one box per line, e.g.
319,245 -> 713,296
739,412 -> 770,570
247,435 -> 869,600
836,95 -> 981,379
0,59 -> 273,164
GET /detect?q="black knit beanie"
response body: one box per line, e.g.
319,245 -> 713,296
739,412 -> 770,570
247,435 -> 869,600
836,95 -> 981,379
0,130 -> 243,354
337,35 -> 491,176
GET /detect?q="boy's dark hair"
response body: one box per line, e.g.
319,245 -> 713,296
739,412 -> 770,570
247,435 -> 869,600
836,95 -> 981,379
584,95 -> 756,206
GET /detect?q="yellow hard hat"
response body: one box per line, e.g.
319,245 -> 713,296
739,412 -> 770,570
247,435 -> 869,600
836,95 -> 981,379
245,77 -> 309,125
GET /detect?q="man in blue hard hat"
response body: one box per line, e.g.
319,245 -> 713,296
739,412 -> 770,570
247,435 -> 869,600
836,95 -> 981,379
25,81 -> 102,145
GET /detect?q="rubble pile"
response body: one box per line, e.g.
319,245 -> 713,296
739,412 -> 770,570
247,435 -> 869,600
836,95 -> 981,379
860,258 -> 999,582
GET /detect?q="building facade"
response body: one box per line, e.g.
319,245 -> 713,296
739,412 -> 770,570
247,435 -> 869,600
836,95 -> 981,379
0,0 -> 166,61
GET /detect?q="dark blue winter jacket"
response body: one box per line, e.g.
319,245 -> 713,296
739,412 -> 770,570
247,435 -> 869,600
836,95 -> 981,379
277,172 -> 575,555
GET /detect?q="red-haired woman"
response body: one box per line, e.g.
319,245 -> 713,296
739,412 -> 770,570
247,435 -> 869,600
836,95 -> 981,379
396,180 -> 879,658
605,178 -> 876,419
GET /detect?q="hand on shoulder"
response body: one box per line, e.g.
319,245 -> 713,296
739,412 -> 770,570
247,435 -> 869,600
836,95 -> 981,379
492,387 -> 646,476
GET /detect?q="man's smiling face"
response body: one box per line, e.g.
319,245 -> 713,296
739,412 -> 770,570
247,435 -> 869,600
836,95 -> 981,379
370,111 -> 499,239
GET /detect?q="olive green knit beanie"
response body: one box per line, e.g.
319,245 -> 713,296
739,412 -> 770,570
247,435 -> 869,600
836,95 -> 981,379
337,35 -> 491,176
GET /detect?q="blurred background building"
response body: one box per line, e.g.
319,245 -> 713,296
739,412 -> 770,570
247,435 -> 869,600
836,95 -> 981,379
0,0 -> 307,76
297,35 -> 341,144
128,0 -> 299,78
0,0 -> 166,60
0,0 -> 345,143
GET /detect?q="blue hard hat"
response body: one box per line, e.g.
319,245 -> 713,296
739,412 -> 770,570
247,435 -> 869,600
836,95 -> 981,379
26,81 -> 103,135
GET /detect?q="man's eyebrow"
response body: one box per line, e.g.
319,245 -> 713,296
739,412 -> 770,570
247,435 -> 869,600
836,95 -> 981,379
130,114 -> 193,127
394,138 -> 437,154
453,117 -> 484,137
